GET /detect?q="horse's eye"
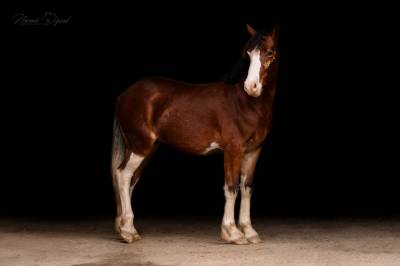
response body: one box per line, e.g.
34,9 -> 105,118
266,51 -> 274,57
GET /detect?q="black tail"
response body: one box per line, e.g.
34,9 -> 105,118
111,117 -> 125,177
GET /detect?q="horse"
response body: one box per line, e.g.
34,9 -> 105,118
111,24 -> 280,245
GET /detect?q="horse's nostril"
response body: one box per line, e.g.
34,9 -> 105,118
245,82 -> 258,94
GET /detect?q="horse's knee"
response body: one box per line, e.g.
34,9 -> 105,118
225,183 -> 240,193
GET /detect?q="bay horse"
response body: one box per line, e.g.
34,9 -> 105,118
111,24 -> 280,245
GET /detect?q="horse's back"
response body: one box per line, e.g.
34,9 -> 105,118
117,77 -> 227,117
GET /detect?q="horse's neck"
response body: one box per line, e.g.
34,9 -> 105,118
233,79 -> 277,117
260,80 -> 277,106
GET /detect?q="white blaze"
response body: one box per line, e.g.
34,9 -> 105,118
244,49 -> 262,97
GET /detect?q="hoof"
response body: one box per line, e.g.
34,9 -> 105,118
221,226 -> 249,245
239,224 -> 261,244
232,236 -> 249,245
247,234 -> 262,244
120,231 -> 141,243
131,232 -> 142,241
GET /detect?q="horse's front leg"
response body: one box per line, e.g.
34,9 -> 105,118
221,143 -> 248,245
239,148 -> 262,243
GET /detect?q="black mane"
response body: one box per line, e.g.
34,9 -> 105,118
222,32 -> 267,85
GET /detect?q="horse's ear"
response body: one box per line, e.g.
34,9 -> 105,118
265,25 -> 279,49
246,24 -> 257,37
270,25 -> 280,43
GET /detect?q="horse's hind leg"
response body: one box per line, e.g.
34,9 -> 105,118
113,143 -> 158,243
114,152 -> 145,243
128,142 -> 158,199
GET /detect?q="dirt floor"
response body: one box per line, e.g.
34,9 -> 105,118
0,216 -> 399,266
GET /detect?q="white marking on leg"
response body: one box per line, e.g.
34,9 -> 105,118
202,142 -> 221,154
112,176 -> 122,233
221,185 -> 247,244
222,184 -> 237,227
239,149 -> 262,243
116,152 -> 144,242
239,174 -> 252,226
244,49 -> 263,97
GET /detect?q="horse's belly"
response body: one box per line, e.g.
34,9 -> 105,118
157,123 -> 222,155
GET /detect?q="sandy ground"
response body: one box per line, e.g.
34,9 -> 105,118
0,216 -> 399,266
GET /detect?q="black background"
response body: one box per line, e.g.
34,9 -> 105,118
2,5 -> 398,219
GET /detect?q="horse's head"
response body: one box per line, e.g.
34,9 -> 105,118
244,24 -> 279,97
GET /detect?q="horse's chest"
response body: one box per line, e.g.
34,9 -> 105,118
245,127 -> 268,151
